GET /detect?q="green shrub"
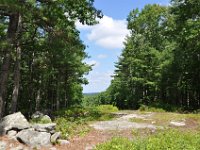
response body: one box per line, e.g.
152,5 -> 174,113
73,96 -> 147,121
55,117 -> 90,139
96,105 -> 118,114
96,129 -> 200,150
139,105 -> 165,112
30,116 -> 52,124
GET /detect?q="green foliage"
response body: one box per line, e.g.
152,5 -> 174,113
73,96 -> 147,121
96,105 -> 119,114
82,92 -> 112,107
30,117 -> 52,124
96,129 -> 200,150
82,94 -> 100,107
103,1 -> 200,111
55,117 -> 90,139
139,105 -> 163,112
0,0 -> 103,116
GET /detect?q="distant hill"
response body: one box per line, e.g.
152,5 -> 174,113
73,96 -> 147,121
83,92 -> 99,96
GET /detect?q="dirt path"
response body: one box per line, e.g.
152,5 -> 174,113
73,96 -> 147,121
53,129 -> 134,150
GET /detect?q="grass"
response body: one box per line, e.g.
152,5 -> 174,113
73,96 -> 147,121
128,110 -> 200,128
55,117 -> 90,139
95,129 -> 200,150
96,110 -> 200,150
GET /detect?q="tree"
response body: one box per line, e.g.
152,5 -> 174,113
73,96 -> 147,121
106,5 -> 169,109
0,0 -> 102,117
169,0 -> 200,109
105,2 -> 200,111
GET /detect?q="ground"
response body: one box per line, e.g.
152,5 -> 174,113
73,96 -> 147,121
0,111 -> 200,150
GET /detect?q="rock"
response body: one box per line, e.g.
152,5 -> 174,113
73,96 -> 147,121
31,111 -> 44,119
0,141 -> 7,150
51,132 -> 61,143
58,139 -> 70,145
32,123 -> 56,132
0,112 -> 30,135
7,130 -> 17,136
170,121 -> 186,127
16,129 -> 51,147
31,112 -> 52,123
7,130 -> 17,138
50,130 -> 56,134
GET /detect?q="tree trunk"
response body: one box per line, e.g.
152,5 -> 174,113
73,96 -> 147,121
36,89 -> 41,111
0,14 -> 19,118
56,85 -> 60,111
11,47 -> 21,113
11,14 -> 22,113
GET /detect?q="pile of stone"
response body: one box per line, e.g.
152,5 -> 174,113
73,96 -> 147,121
0,112 -> 69,148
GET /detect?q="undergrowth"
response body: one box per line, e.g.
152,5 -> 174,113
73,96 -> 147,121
96,129 -> 200,150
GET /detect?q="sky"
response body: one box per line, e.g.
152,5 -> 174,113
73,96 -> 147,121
76,0 -> 170,93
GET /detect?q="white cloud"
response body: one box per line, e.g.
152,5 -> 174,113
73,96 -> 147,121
76,21 -> 92,30
76,15 -> 130,50
85,60 -> 100,69
83,71 -> 114,93
97,54 -> 107,59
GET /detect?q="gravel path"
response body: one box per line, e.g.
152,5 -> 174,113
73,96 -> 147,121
90,120 -> 157,130
90,112 -> 160,130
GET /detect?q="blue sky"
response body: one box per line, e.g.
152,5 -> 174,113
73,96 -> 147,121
76,0 -> 170,93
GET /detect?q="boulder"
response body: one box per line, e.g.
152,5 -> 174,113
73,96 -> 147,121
51,132 -> 61,143
16,129 -> 51,147
32,123 -> 56,132
0,112 -> 30,135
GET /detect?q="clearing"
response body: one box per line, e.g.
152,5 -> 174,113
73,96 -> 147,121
54,111 -> 200,150
1,111 -> 199,150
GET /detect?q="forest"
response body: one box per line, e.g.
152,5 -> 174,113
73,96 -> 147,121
90,0 -> 200,111
0,0 -> 200,119
0,0 -> 102,118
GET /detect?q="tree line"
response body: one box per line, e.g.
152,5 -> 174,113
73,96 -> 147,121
0,0 -> 102,118
100,0 -> 200,110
